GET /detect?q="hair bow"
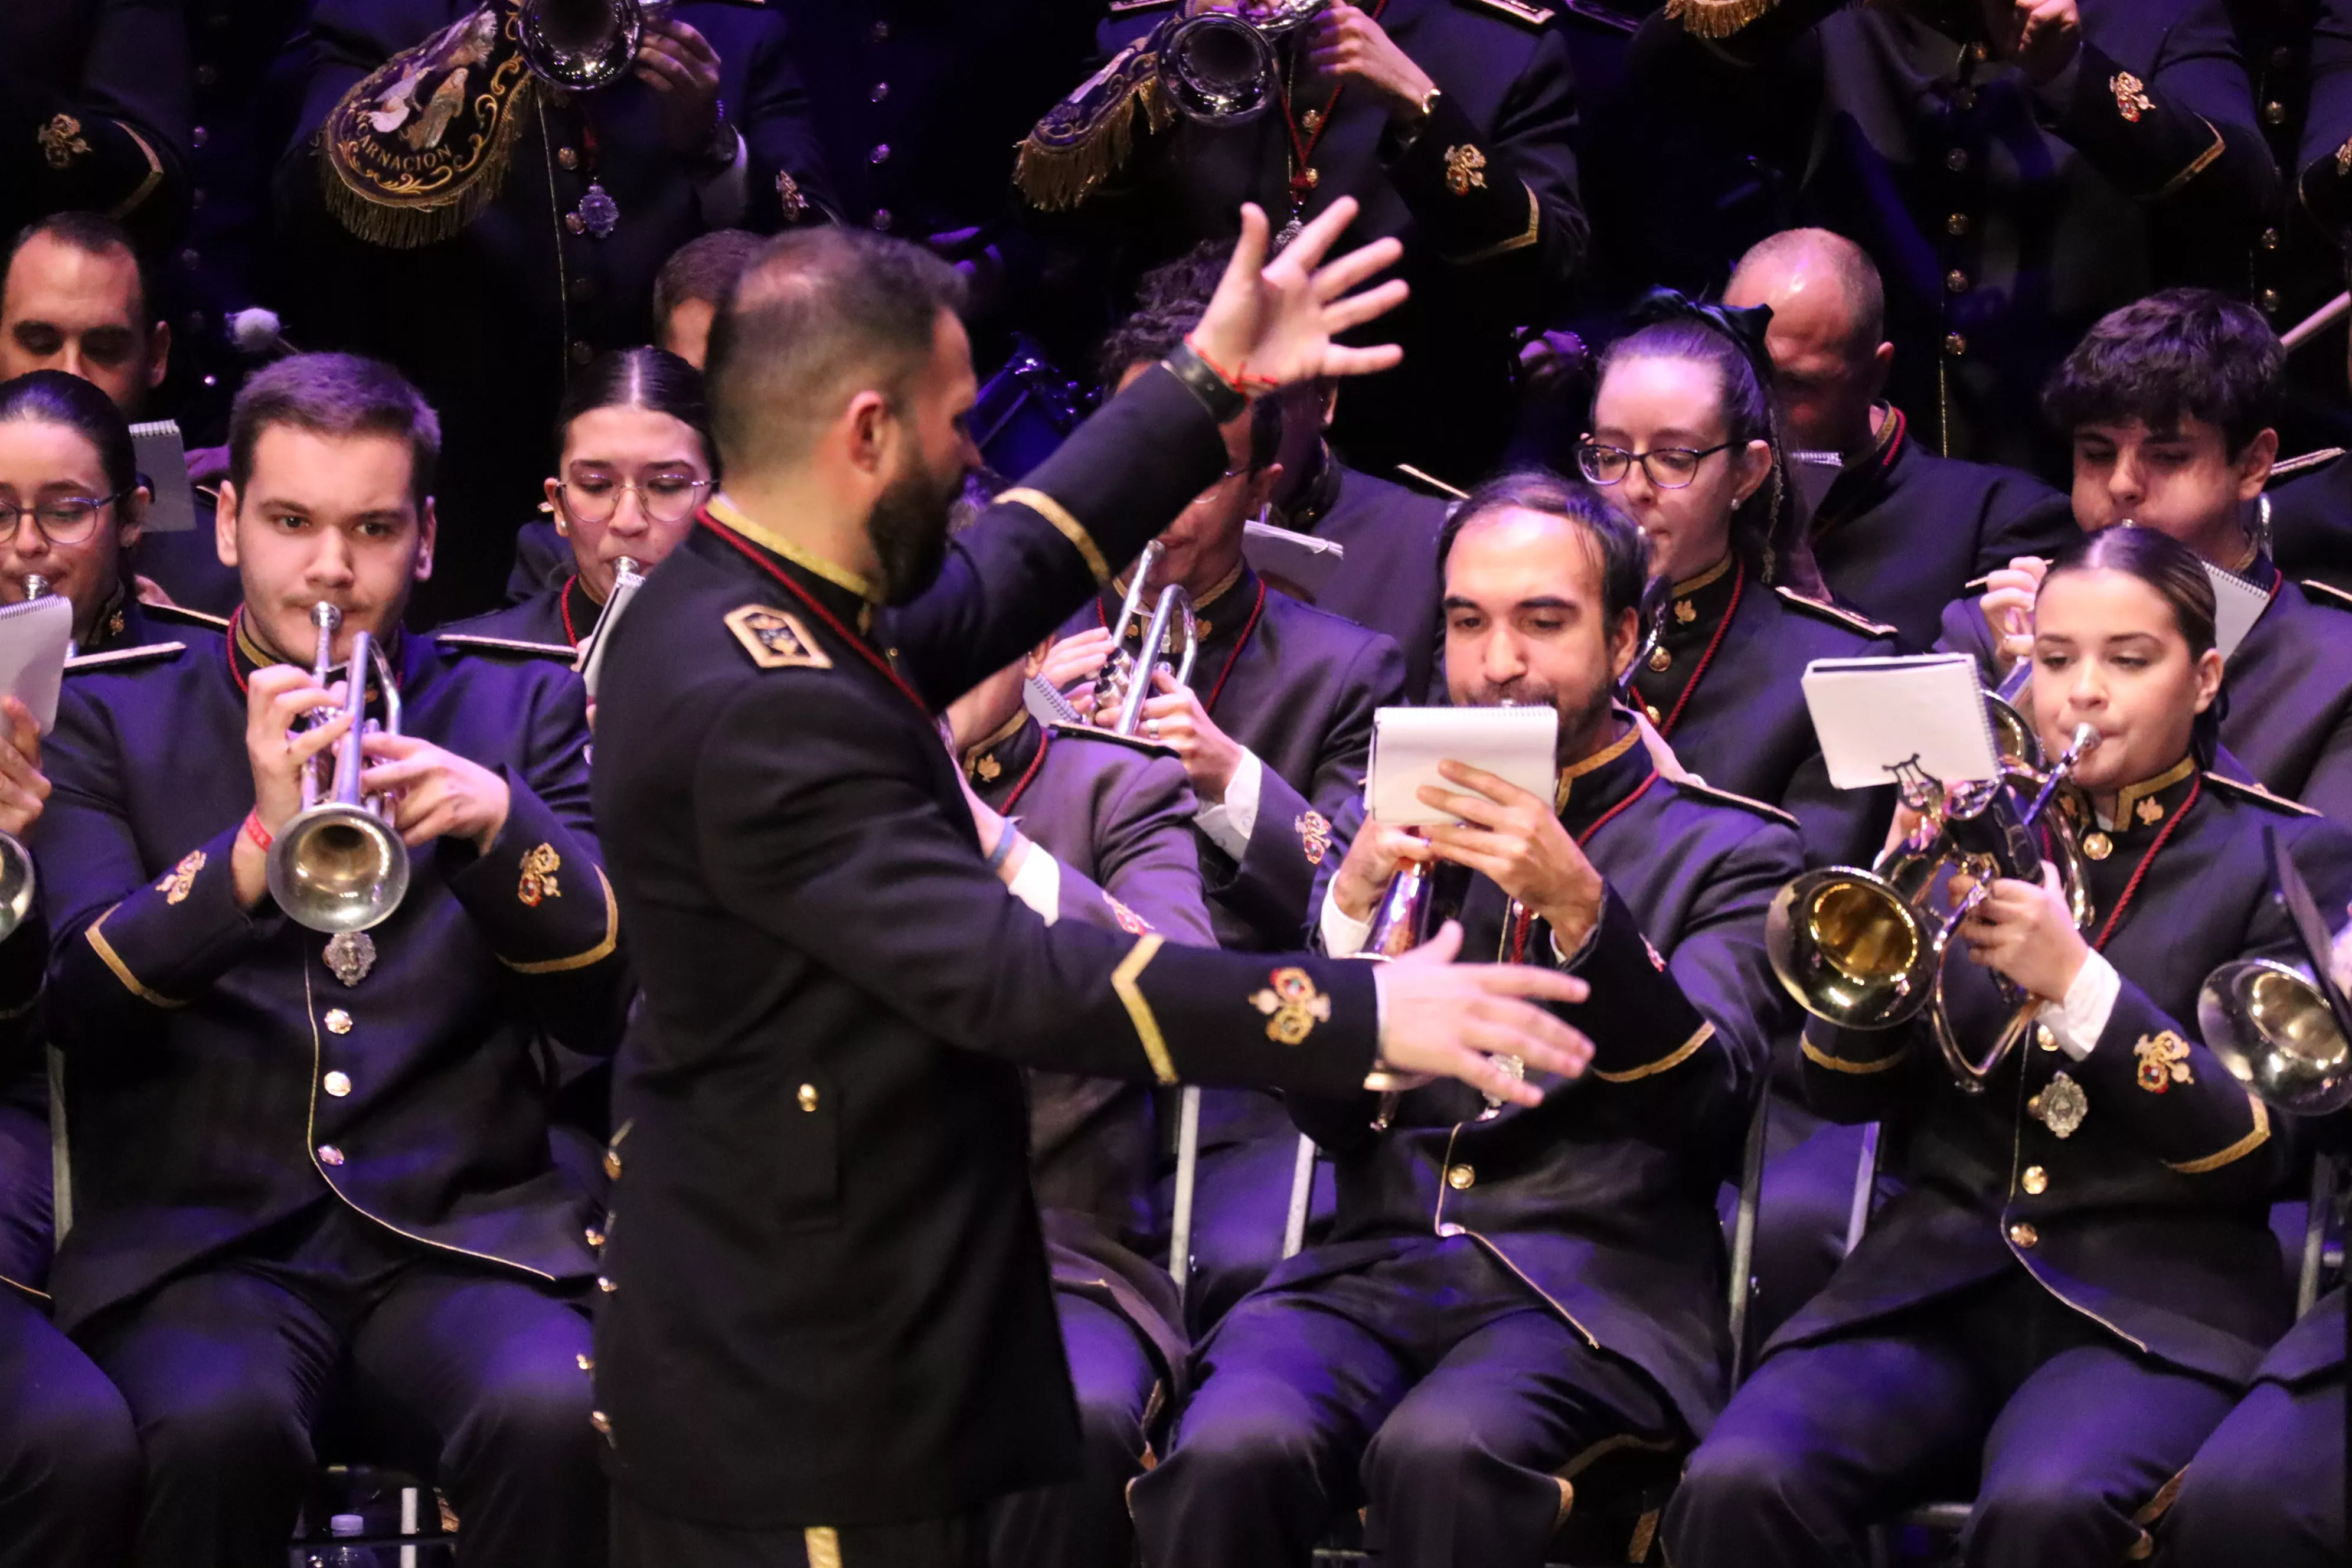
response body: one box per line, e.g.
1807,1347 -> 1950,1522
1628,288 -> 1776,378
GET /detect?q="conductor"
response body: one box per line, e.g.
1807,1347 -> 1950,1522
589,200 -> 1593,1567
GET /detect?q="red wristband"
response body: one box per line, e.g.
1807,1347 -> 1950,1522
242,810 -> 274,852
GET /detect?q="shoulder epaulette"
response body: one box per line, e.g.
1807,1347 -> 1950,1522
1556,0 -> 1640,32
433,632 -> 578,662
1674,776 -> 1801,830
2271,447 -> 2346,481
722,605 -> 835,672
1047,720 -> 1176,757
2298,579 -> 2352,613
138,602 -> 230,632
66,642 -> 185,674
1775,585 -> 1898,640
2204,772 -> 2320,817
1458,0 -> 1554,24
1107,0 -> 1178,11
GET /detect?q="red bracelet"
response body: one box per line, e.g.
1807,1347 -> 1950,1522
1182,334 -> 1277,397
242,810 -> 273,852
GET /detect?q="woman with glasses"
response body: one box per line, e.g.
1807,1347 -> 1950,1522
1582,297 -> 1901,874
447,347 -> 716,651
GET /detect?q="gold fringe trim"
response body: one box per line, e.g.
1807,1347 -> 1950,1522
318,68 -> 535,250
1663,0 -> 1783,38
1014,76 -> 1173,214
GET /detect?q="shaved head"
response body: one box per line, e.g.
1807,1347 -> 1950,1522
1723,228 -> 1892,454
1726,228 -> 1884,360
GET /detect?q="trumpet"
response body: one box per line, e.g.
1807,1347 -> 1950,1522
0,573 -> 47,942
572,554 -> 644,698
1158,0 -> 1325,124
1767,722 -> 2100,1092
266,603 -> 412,933
1092,543 -> 1201,742
518,0 -> 645,90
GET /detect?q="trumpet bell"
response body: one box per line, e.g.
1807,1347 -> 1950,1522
1161,14 -> 1278,122
2199,958 -> 2352,1116
519,0 -> 643,90
267,803 -> 413,934
1767,867 -> 1937,1030
0,833 -> 34,943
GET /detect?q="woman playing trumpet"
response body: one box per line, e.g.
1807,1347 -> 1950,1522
1668,525 -> 2352,1568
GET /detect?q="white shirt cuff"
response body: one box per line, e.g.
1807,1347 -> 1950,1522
694,132 -> 752,228
2037,949 -> 2119,1060
1004,840 -> 1061,926
1194,748 -> 1263,861
1319,882 -> 1376,959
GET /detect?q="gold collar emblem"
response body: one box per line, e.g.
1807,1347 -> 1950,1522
2134,796 -> 2165,827
975,753 -> 1002,782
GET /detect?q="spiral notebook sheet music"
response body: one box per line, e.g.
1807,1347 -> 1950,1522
1801,654 -> 2002,792
128,419 -> 195,534
1367,705 -> 1557,827
2202,561 -> 2272,660
0,596 -> 75,733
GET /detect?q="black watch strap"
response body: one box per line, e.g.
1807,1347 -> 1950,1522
1162,340 -> 1249,424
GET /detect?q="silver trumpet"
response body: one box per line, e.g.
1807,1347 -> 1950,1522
572,554 -> 644,697
1092,543 -> 1201,743
2197,829 -> 2352,1115
266,603 -> 411,933
518,0 -> 647,91
1158,0 -> 1325,124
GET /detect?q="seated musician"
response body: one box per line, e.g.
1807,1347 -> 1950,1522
1130,473 -> 1803,1568
1667,526 -> 2352,1568
1719,229 -> 2079,651
652,228 -> 763,373
0,378 -> 139,1566
1595,290 -> 1900,874
1049,277 -> 1408,1332
1945,289 -> 2352,821
35,352 -> 629,1564
453,347 -> 715,653
942,613 -> 1216,1568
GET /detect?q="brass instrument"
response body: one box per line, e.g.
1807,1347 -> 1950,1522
0,576 -> 45,941
2197,828 -> 2352,1115
1767,721 -> 2101,1092
573,554 -> 644,699
1092,543 -> 1202,741
266,603 -> 412,933
518,0 -> 645,90
21,576 -> 50,604
1159,0 -> 1325,125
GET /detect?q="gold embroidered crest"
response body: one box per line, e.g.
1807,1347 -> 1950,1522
2110,72 -> 2154,123
2134,796 -> 2165,826
154,850 -> 204,905
2339,135 -> 2352,175
1296,811 -> 1333,867
518,843 -> 563,907
1673,599 -> 1697,623
777,169 -> 809,221
724,605 -> 834,671
1252,967 -> 1332,1045
1104,893 -> 1152,935
38,114 -> 91,169
975,753 -> 1002,783
2134,1030 -> 2193,1093
1443,144 -> 1489,197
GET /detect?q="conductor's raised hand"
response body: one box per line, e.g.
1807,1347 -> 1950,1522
1186,198 -> 1407,390
1370,921 -> 1594,1107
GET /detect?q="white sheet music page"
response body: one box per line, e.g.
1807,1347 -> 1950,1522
1801,654 -> 2002,792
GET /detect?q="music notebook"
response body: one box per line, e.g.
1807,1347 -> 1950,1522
128,419 -> 197,534
1243,517 -> 1345,602
1367,705 -> 1557,826
0,595 -> 76,733
1801,653 -> 2003,791
2201,560 -> 2271,660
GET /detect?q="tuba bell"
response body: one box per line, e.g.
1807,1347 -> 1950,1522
518,0 -> 645,91
267,603 -> 413,933
1159,0 -> 1326,125
1768,722 -> 2101,1092
2196,827 -> 2352,1115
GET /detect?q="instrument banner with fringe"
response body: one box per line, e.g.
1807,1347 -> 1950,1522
319,2 -> 536,249
1015,19 -> 1180,213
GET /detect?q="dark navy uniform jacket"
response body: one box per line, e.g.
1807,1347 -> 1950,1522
1278,450 -> 1451,702
1054,0 -> 1586,481
589,364 -> 1391,1529
2265,449 -> 2352,598
968,714 -> 1213,1394
1292,727 -> 1803,1435
35,614 -> 629,1332
1941,557 -> 2352,822
1625,0 -> 2272,472
1801,405 -> 2080,651
0,0 -> 191,246
277,0 -> 834,621
1627,553 -> 1902,870
1780,765 -> 2352,1385
446,571 -> 597,653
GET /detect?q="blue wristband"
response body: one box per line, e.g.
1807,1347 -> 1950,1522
984,825 -> 1023,876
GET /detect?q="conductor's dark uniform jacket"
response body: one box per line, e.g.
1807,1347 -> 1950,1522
589,364 -> 1402,1530
35,618 -> 629,1331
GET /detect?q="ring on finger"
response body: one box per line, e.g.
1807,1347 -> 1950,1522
1145,719 -> 1161,739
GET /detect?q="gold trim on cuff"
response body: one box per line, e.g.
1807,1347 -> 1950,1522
998,486 -> 1112,586
804,1528 -> 843,1568
1592,1021 -> 1714,1083
1452,182 -> 1542,264
499,868 -> 620,975
2152,119 -> 2226,200
1802,1035 -> 1909,1074
85,906 -> 187,1008
105,123 -> 165,220
1110,933 -> 1178,1084
2166,1093 -> 2270,1174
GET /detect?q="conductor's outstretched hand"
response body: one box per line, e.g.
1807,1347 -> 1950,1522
1187,198 -> 1408,391
1370,921 -> 1594,1108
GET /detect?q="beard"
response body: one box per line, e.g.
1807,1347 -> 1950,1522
868,445 -> 967,606
1462,669 -> 1617,765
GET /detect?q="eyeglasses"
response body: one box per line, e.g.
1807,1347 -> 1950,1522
556,474 -> 713,526
0,487 -> 131,545
1575,442 -> 1734,490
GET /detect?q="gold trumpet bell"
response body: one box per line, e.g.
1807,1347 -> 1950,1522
2200,958 -> 2352,1115
1766,866 -> 1939,1031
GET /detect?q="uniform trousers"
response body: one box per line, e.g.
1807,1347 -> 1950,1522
76,1200 -> 605,1568
982,1292 -> 1164,1568
1155,1125 -> 1335,1337
0,1287 -> 139,1568
1665,1268 -> 2240,1568
1131,1236 -> 1679,1568
2160,1373 -> 2344,1567
1740,1113 -> 1892,1344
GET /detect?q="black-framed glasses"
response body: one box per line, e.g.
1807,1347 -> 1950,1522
1575,441 -> 1734,490
556,474 -> 713,526
0,486 -> 131,545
